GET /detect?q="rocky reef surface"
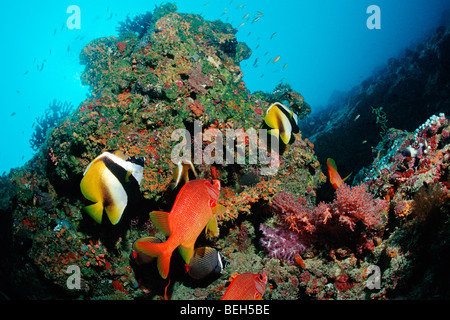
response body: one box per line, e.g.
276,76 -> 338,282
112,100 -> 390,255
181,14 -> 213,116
0,4 -> 449,300
300,25 -> 450,179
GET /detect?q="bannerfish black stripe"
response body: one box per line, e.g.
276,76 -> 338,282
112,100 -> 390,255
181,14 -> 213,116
80,151 -> 144,225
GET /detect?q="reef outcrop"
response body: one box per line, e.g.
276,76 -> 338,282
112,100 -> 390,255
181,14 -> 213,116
0,4 -> 319,299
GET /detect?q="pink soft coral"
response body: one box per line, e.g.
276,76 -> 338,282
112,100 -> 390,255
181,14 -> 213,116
271,183 -> 388,253
332,183 -> 386,231
259,224 -> 309,264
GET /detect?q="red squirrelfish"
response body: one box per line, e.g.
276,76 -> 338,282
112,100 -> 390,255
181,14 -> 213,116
221,272 -> 268,300
135,179 -> 224,279
327,158 -> 351,189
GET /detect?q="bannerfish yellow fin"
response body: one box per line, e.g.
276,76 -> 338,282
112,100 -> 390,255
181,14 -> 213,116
264,104 -> 283,129
105,199 -> 127,225
80,160 -> 104,203
264,104 -> 292,145
267,128 -> 280,140
150,211 -> 171,236
80,159 -> 106,223
83,202 -> 104,224
178,240 -> 195,264
205,215 -> 219,237
279,126 -> 292,145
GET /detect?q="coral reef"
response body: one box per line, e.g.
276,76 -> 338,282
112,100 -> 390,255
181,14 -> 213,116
29,99 -> 74,151
0,4 -> 321,300
1,3 -> 448,301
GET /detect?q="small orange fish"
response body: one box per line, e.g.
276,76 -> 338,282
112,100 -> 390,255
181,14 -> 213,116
327,158 -> 351,189
135,179 -> 225,279
273,56 -> 280,63
221,272 -> 268,300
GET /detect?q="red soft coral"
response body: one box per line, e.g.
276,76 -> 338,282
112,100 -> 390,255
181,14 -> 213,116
272,183 -> 387,253
333,183 -> 386,231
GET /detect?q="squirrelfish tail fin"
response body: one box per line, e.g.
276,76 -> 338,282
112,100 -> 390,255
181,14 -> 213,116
134,241 -> 172,279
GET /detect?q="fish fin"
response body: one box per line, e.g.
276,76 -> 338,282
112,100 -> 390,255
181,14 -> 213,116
135,241 -> 171,279
172,165 -> 183,189
80,161 -> 104,203
268,128 -> 290,145
150,211 -> 171,236
164,278 -> 171,300
178,241 -> 195,264
279,127 -> 292,145
125,170 -> 132,183
343,172 -> 352,182
327,158 -> 338,171
83,202 -> 104,224
205,215 -> 219,237
104,201 -> 127,225
172,160 -> 197,189
158,251 -> 172,279
267,128 -> 279,140
212,203 -> 226,217
102,181 -> 127,225
264,104 -> 283,129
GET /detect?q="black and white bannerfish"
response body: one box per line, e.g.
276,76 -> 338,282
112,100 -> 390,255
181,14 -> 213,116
131,236 -> 162,265
80,151 -> 145,225
171,160 -> 197,189
262,102 -> 300,151
185,247 -> 229,280
401,146 -> 419,158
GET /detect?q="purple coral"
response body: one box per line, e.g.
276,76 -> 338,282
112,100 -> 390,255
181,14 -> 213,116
187,64 -> 213,94
259,224 -> 309,264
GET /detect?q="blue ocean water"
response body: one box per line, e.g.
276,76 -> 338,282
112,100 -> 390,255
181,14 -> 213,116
1,0 -> 448,174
